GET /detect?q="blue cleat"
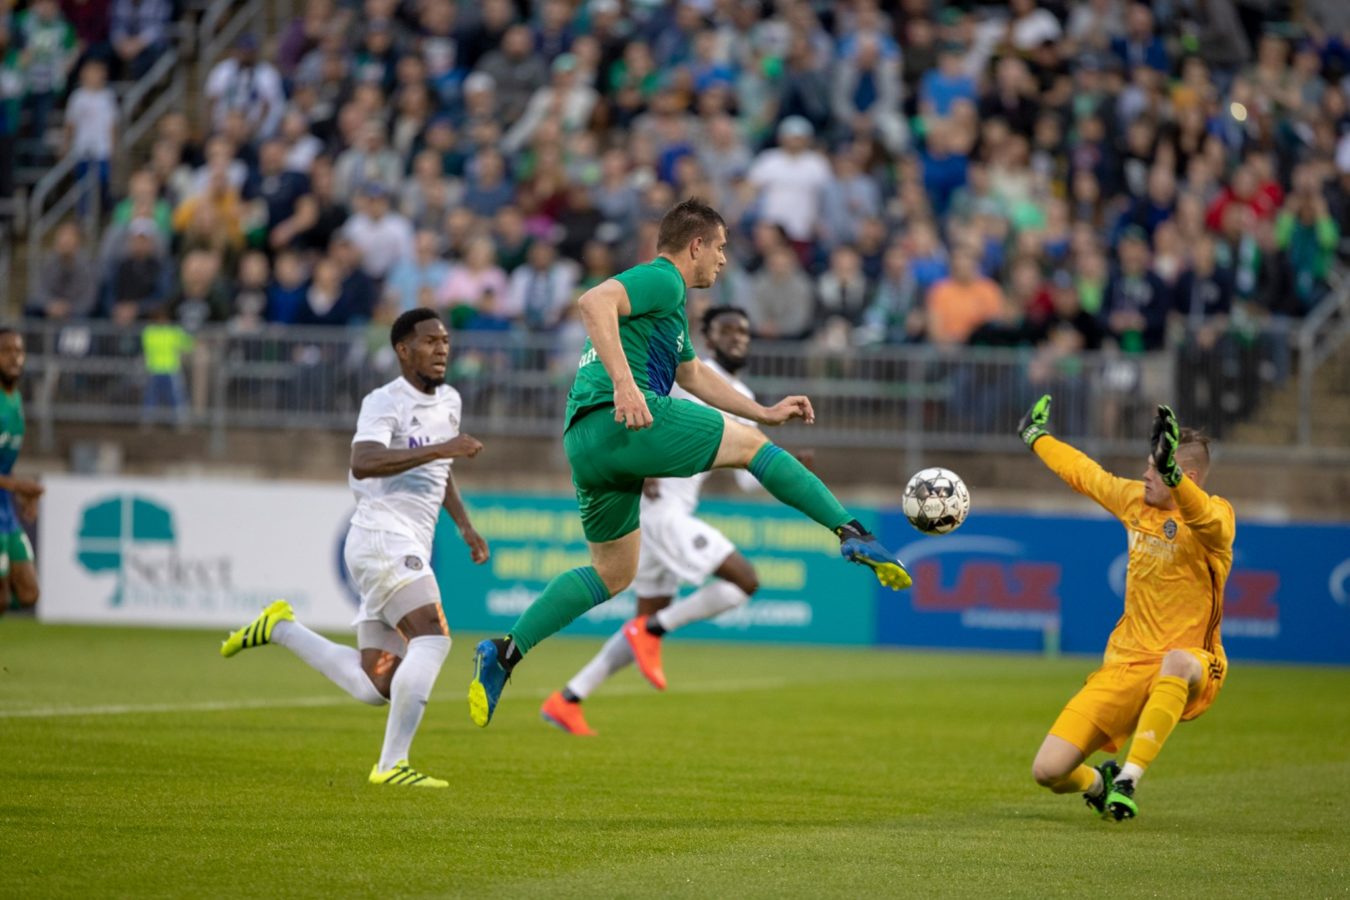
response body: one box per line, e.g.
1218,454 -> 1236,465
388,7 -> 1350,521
839,525 -> 912,590
469,639 -> 509,727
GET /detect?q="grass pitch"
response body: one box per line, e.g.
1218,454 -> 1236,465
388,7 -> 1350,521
3,619 -> 1348,898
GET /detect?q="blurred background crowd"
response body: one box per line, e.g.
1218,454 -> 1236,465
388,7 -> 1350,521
4,0 -> 1350,433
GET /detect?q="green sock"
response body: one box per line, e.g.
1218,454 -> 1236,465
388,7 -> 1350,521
507,566 -> 611,655
748,444 -> 852,531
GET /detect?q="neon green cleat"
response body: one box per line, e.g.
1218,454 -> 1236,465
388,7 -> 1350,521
219,599 -> 294,658
368,761 -> 448,788
1105,777 -> 1138,821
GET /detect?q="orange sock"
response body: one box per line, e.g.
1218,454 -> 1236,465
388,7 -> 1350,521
1126,675 -> 1191,775
1051,764 -> 1099,795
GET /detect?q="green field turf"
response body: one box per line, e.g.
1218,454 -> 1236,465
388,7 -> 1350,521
3,619 -> 1348,898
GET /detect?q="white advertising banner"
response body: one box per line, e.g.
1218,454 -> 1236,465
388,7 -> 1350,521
38,475 -> 361,630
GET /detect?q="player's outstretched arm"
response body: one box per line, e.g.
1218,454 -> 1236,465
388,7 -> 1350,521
350,435 -> 484,480
1018,394 -> 1133,517
442,470 -> 489,564
1152,405 -> 1235,552
578,279 -> 651,430
676,359 -> 815,425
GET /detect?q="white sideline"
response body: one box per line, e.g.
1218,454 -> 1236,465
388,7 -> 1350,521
0,678 -> 790,720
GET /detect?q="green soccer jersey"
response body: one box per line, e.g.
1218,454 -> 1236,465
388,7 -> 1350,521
564,256 -> 696,430
0,388 -> 24,478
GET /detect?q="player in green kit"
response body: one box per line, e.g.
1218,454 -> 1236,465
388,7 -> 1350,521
468,199 -> 911,727
0,329 -> 42,612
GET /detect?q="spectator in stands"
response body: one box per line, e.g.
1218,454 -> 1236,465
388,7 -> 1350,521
462,146 -> 514,219
1102,226 -> 1169,351
295,256 -> 358,326
266,249 -> 308,324
231,250 -> 270,332
279,109 -> 322,175
109,0 -> 171,80
15,0 -> 77,147
110,169 -> 171,239
244,139 -> 310,243
168,248 -> 231,330
108,219 -> 170,324
140,304 -> 192,427
205,34 -> 286,141
64,57 -> 116,212
831,32 -> 906,154
437,235 -> 509,326
492,204 -> 532,273
173,168 -> 245,261
1111,3 -> 1168,75
0,20 -> 18,201
28,221 -> 97,319
748,116 -> 832,263
1274,170 -> 1341,314
290,156 -> 349,256
821,143 -> 883,251
337,182 -> 410,282
505,239 -> 578,331
925,246 -> 1006,347
749,245 -> 815,341
503,53 -> 598,155
475,23 -> 547,127
61,0 -> 112,69
276,0 -> 339,78
385,230 -> 449,313
859,242 -> 924,345
333,120 -> 402,203
815,244 -> 872,332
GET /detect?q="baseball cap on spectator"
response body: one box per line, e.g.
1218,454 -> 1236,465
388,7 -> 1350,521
359,182 -> 390,199
778,116 -> 814,140
552,54 -> 579,75
590,0 -> 620,15
1051,269 -> 1075,291
235,33 -> 259,53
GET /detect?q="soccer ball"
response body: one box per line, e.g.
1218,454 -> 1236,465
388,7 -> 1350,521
902,467 -> 971,535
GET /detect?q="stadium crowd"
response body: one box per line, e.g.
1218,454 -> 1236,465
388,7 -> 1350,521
10,0 -> 1350,429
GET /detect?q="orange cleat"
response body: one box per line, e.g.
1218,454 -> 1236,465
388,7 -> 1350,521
540,690 -> 597,736
622,615 -> 667,691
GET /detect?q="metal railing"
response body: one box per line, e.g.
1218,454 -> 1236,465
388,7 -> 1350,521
1297,275 -> 1350,445
113,48 -> 185,187
15,318 -> 1342,465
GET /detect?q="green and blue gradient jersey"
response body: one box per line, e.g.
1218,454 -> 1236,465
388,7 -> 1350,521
564,256 -> 696,430
0,389 -> 23,531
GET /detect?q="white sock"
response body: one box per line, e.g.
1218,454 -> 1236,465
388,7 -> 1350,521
272,619 -> 386,706
1118,761 -> 1144,785
378,634 -> 451,772
565,630 -> 633,700
654,581 -> 750,632
1087,769 -> 1104,797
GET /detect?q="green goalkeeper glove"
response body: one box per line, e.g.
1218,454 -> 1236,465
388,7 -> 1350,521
1018,394 -> 1052,449
1151,404 -> 1182,487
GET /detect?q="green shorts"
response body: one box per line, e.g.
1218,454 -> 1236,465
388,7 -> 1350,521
0,528 -> 33,578
564,395 -> 726,543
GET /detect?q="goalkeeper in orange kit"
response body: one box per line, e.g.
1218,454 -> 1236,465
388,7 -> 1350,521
1019,395 -> 1234,821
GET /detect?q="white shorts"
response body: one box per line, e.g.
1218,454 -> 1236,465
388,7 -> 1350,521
632,510 -> 736,597
343,525 -> 438,631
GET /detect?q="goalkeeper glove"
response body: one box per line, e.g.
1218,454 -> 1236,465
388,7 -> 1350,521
1151,404 -> 1182,487
1018,394 -> 1052,449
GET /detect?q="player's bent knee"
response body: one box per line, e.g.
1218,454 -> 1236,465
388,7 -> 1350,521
714,420 -> 769,469
15,584 -> 38,607
1031,757 -> 1069,788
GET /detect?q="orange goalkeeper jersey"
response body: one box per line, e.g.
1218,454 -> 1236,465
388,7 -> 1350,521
1035,436 -> 1235,666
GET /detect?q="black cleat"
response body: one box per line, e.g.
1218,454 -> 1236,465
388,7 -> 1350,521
1084,759 -> 1120,816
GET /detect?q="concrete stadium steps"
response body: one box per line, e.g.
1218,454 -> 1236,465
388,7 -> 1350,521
1227,341 -> 1350,448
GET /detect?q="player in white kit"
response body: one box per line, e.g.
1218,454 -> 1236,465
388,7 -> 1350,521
540,307 -> 778,736
220,308 -> 489,787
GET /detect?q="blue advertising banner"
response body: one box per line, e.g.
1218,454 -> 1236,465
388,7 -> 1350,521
875,510 -> 1350,666
431,493 -> 881,645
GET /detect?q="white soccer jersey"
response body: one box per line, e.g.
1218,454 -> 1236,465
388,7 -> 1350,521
641,357 -> 759,518
349,376 -> 462,550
